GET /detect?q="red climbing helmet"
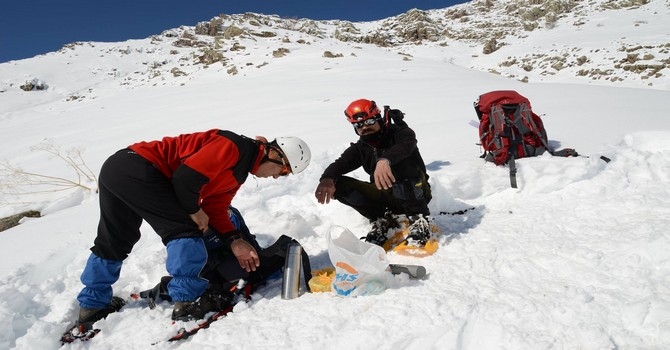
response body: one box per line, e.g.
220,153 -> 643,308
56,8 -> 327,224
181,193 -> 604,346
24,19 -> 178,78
344,99 -> 381,123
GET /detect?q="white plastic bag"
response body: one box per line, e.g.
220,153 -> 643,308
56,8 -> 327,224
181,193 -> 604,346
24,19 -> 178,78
327,226 -> 393,297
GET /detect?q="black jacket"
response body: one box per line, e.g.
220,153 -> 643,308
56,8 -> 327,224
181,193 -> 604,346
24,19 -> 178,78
321,124 -> 428,183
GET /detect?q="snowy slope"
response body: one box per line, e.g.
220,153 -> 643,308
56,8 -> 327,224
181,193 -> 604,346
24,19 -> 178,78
0,0 -> 669,349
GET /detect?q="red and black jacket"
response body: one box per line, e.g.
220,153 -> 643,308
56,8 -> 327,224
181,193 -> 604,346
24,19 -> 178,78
129,129 -> 263,235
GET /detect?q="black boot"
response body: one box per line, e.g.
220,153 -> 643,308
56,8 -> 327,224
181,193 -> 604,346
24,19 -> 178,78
363,211 -> 400,246
76,296 -> 126,331
171,289 -> 234,321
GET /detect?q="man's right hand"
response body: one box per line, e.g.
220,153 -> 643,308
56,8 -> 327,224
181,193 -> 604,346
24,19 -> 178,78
231,239 -> 260,272
315,178 -> 336,204
190,209 -> 209,232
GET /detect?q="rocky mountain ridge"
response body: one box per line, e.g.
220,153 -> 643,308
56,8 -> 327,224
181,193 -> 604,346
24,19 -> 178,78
1,0 -> 667,103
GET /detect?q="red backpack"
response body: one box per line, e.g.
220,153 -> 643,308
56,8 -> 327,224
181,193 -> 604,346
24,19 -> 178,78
474,90 -> 578,188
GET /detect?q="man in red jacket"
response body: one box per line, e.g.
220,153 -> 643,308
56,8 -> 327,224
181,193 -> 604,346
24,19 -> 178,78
74,129 -> 311,328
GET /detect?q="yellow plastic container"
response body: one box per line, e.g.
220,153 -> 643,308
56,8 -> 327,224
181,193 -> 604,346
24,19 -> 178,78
308,267 -> 335,292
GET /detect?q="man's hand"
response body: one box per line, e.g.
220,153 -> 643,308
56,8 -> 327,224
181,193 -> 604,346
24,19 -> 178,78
190,209 -> 209,232
374,158 -> 395,190
231,239 -> 260,272
315,178 -> 336,204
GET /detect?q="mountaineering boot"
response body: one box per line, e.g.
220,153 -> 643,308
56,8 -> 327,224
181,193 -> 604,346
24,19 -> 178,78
363,211 -> 400,246
171,289 -> 235,321
76,296 -> 126,331
172,301 -> 196,321
405,214 -> 432,247
363,219 -> 389,246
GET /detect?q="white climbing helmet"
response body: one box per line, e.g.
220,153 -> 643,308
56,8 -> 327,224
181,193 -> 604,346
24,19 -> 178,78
274,137 -> 311,174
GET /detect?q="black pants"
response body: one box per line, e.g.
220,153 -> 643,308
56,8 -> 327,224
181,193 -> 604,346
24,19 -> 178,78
333,175 -> 431,221
92,149 -> 202,261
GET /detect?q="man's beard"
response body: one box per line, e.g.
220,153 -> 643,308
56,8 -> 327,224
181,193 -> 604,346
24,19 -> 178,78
360,130 -> 382,146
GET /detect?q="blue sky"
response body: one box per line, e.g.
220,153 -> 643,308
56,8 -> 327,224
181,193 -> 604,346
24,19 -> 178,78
0,0 -> 466,63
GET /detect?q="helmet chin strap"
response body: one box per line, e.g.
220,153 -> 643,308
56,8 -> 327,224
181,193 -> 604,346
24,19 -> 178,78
261,141 -> 287,167
259,141 -> 279,166
259,141 -> 271,163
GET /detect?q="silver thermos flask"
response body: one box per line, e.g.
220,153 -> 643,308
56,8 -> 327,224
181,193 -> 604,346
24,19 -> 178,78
281,243 -> 302,299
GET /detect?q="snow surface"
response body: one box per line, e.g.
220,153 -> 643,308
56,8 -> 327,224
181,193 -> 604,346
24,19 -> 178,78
0,1 -> 669,350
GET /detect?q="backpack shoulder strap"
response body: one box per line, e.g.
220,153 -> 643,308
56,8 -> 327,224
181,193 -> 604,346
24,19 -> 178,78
489,104 -> 507,135
512,103 -> 532,135
519,102 -> 553,154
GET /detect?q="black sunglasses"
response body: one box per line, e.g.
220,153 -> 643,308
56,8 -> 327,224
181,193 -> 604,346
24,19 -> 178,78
352,117 -> 379,129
